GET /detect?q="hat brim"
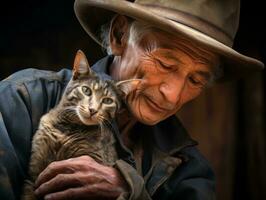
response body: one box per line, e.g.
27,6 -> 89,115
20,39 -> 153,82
74,0 -> 264,82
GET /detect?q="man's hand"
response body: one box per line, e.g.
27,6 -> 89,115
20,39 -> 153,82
34,155 -> 129,200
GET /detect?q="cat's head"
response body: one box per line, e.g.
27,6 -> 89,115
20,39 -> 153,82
61,50 -> 140,126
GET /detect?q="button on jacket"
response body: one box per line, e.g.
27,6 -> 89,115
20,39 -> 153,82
0,56 -> 215,200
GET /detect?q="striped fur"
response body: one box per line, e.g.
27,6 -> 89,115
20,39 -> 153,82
21,52 -> 124,200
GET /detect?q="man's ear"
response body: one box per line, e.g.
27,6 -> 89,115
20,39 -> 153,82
109,15 -> 129,56
73,50 -> 92,80
116,79 -> 142,98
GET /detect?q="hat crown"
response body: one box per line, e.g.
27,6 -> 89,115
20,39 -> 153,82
74,0 -> 264,81
134,0 -> 240,46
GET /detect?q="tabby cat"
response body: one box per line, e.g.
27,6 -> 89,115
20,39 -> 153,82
21,50 -> 139,200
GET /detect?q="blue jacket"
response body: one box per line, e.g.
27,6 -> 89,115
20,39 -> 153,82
0,56 -> 216,199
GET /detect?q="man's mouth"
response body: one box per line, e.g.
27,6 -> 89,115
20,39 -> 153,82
145,96 -> 173,112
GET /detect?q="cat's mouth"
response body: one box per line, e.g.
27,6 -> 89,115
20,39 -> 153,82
77,108 -> 98,125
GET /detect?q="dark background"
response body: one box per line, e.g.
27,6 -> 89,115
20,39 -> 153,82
0,1 -> 265,199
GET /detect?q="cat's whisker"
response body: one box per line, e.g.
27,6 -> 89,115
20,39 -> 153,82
99,117 -> 114,133
23,51 -> 120,200
99,117 -> 111,131
97,115 -> 112,132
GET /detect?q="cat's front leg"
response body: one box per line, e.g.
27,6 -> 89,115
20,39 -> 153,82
21,180 -> 37,200
22,128 -> 60,200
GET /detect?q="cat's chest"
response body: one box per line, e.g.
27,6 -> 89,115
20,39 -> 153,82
54,128 -> 117,164
59,129 -> 104,150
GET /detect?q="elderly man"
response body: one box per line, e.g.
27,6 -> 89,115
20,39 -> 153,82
0,0 -> 264,200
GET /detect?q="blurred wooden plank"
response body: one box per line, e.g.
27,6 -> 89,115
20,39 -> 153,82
177,82 -> 237,200
238,71 -> 266,199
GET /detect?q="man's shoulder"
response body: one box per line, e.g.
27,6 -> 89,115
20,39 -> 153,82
1,68 -> 72,86
0,68 -> 73,129
0,68 -> 70,145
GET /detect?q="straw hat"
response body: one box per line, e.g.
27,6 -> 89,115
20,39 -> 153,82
74,0 -> 264,81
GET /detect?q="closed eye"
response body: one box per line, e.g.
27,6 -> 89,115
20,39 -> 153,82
156,59 -> 175,71
188,76 -> 206,87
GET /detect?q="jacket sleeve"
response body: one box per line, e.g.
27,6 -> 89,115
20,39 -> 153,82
114,146 -> 215,200
0,68 -> 71,200
115,159 -> 152,200
153,146 -> 216,200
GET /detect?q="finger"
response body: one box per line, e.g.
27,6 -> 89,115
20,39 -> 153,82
35,159 -> 75,187
43,187 -> 93,200
43,186 -> 114,200
43,188 -> 81,200
35,173 -> 81,197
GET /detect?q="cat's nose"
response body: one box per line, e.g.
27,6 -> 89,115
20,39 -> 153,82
89,108 -> 97,116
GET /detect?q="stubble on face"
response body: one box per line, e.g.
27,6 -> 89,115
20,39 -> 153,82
110,30 -> 218,125
124,70 -> 178,125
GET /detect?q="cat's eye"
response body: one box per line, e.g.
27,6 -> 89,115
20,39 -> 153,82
102,97 -> 113,104
82,86 -> 92,96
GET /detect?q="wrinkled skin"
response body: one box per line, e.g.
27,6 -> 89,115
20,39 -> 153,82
34,156 -> 127,200
34,15 -> 219,200
110,33 -> 217,125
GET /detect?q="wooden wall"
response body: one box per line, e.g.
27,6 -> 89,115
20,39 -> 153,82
177,82 -> 237,200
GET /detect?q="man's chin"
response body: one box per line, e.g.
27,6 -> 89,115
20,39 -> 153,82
135,112 -> 162,125
128,102 -> 167,125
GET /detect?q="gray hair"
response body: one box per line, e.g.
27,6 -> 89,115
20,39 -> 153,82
100,17 -> 223,83
100,18 -> 157,55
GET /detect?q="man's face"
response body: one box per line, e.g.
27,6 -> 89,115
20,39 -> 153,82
113,31 -> 217,125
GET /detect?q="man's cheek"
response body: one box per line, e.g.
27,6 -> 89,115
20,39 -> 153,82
129,96 -> 146,116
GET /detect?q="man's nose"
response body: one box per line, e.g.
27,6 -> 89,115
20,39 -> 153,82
159,77 -> 185,104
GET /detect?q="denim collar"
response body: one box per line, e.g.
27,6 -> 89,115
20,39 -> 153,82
91,55 -> 114,81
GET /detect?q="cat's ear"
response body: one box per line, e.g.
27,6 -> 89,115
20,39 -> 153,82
116,79 -> 142,98
73,50 -> 92,80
